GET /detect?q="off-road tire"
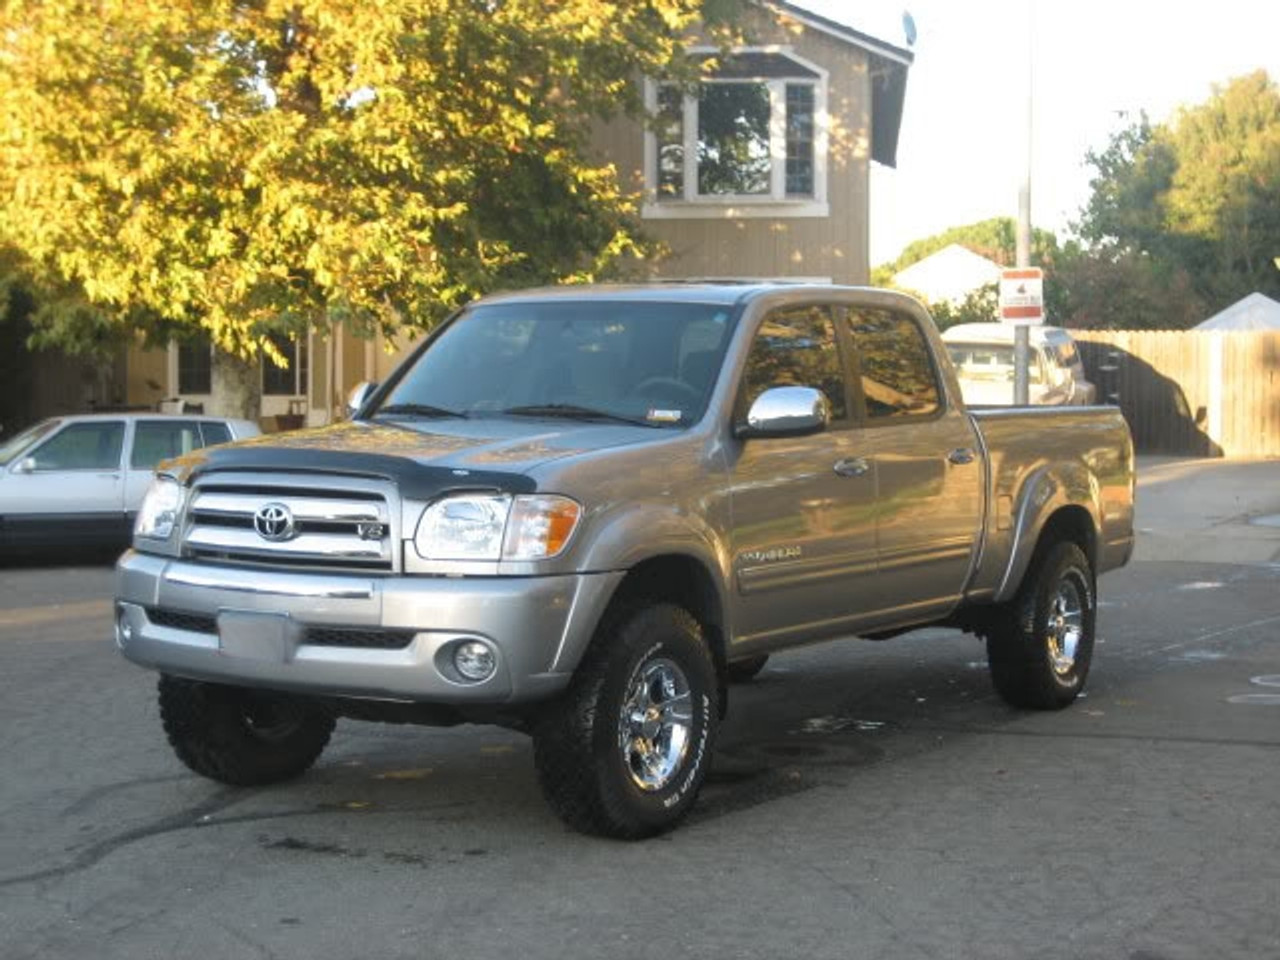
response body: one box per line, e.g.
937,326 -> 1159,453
158,675 -> 335,785
987,541 -> 1096,710
533,602 -> 719,839
725,654 -> 769,683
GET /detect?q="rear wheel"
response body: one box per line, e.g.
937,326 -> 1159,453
987,541 -> 1096,710
533,602 -> 718,839
158,676 -> 335,785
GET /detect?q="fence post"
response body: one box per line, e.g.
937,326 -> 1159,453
1207,332 -> 1224,455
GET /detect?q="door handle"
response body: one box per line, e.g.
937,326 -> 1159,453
833,457 -> 870,478
947,448 -> 976,466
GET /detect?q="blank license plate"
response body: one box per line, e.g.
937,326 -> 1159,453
217,610 -> 294,663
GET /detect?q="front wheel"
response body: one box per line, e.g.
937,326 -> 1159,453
986,541 -> 1096,710
158,676 -> 335,785
533,602 -> 718,839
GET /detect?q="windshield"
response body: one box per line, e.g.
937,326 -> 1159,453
946,343 -> 1046,385
375,300 -> 737,428
0,419 -> 61,465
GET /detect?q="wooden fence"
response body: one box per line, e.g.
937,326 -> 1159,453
1070,330 -> 1280,458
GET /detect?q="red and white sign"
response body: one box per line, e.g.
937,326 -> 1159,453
999,267 -> 1044,324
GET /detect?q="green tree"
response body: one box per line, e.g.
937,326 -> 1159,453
1052,244 -> 1206,330
0,0 -> 739,415
924,283 -> 999,331
873,216 -> 1061,284
1076,71 -> 1280,318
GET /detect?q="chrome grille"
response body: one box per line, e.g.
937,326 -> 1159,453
182,474 -> 397,572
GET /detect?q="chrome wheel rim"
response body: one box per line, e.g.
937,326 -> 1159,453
619,657 -> 693,792
1047,576 -> 1085,676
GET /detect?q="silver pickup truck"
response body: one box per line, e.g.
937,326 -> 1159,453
114,285 -> 1134,838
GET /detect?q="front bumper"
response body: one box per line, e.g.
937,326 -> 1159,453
114,550 -> 623,705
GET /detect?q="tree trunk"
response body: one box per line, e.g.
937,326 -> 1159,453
210,350 -> 261,422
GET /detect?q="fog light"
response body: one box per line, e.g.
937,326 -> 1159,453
117,608 -> 134,645
454,640 -> 496,682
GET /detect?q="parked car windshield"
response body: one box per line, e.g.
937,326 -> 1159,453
375,300 -> 737,428
946,342 -> 1046,385
0,418 -> 62,465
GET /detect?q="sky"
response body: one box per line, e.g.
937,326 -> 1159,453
797,0 -> 1280,266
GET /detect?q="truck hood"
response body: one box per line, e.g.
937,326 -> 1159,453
166,418 -> 661,496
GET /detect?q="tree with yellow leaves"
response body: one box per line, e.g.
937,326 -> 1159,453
1,0 -> 739,415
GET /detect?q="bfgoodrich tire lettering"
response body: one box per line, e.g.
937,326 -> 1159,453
533,602 -> 718,839
158,675 -> 335,785
987,541 -> 1096,710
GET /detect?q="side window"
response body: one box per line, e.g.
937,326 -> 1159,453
199,422 -> 232,446
846,310 -> 941,420
1033,349 -> 1051,385
131,421 -> 202,469
29,422 -> 125,470
1055,339 -> 1080,369
740,305 -> 847,420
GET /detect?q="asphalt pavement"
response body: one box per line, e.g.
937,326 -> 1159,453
2,457 -> 1278,960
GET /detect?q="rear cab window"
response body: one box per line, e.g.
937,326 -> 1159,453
845,309 -> 942,422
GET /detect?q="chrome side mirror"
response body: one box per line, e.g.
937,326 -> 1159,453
346,381 -> 379,419
735,386 -> 831,439
13,457 -> 37,474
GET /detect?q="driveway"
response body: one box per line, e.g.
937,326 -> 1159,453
2,457 -> 1278,960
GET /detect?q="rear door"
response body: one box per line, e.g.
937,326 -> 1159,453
726,303 -> 883,647
843,306 -> 984,621
125,419 -> 206,511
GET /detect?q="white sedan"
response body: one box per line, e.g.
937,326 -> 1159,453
0,413 -> 259,551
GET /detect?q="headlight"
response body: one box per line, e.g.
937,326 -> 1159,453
415,494 -> 512,561
414,493 -> 581,562
135,476 -> 183,541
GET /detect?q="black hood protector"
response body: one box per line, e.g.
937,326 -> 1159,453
183,445 -> 538,500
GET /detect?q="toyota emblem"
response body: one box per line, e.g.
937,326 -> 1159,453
253,502 -> 297,542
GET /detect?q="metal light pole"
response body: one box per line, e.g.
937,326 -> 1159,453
1013,1 -> 1034,405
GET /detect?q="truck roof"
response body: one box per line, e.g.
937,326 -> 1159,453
474,282 -> 896,308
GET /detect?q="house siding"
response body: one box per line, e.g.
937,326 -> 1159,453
592,6 -> 873,284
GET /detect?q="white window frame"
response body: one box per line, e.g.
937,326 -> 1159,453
167,340 -> 212,407
261,333 -> 309,398
642,46 -> 830,220
166,328 -> 314,416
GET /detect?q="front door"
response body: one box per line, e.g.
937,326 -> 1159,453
4,419 -> 128,546
727,304 -> 882,649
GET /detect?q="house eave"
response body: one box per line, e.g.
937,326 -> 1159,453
755,0 -> 912,168
757,0 -> 915,66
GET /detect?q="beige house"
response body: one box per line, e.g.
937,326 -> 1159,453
120,0 -> 912,428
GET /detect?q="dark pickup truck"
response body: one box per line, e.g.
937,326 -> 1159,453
115,284 -> 1135,838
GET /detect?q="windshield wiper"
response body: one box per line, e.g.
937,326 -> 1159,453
374,403 -> 469,420
499,404 -> 659,427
